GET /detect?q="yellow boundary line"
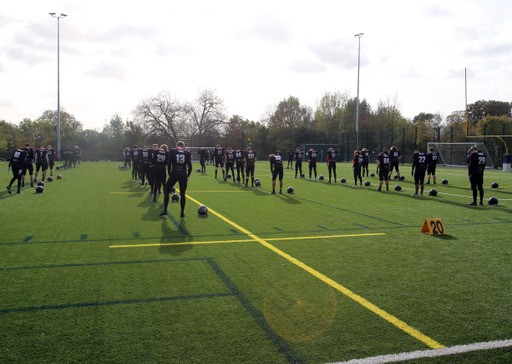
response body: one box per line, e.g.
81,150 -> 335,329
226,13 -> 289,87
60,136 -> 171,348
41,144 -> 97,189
109,233 -> 386,249
187,194 -> 444,349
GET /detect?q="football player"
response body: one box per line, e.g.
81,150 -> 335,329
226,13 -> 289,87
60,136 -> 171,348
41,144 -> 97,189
294,147 -> 304,178
21,143 -> 35,188
244,147 -> 256,187
224,147 -> 236,182
352,149 -> 363,187
376,149 -> 390,191
411,149 -> 427,197
325,147 -> 337,183
270,150 -> 284,194
234,147 -> 245,183
468,147 -> 486,205
46,145 -> 56,177
160,141 -> 192,217
151,144 -> 168,202
426,147 -> 439,184
131,145 -> 140,181
34,146 -> 49,182
213,145 -> 225,179
7,147 -> 27,194
388,146 -> 401,179
307,148 -> 318,179
361,147 -> 370,177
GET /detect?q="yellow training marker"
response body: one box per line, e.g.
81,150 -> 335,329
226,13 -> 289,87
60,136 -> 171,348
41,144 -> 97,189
421,218 -> 446,236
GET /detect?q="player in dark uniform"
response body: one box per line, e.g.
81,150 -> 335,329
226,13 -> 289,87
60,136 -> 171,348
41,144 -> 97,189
131,145 -> 140,181
73,146 -> 81,167
411,149 -> 427,197
389,146 -> 401,179
224,147 -> 236,182
138,145 -> 151,186
151,144 -> 168,202
22,143 -> 35,188
46,144 -> 56,177
213,145 -> 225,180
426,147 -> 439,184
270,150 -> 284,194
198,147 -> 208,173
352,149 -> 363,187
148,144 -> 159,194
307,148 -> 318,179
376,149 -> 390,191
160,141 -> 192,217
468,147 -> 486,206
325,147 -> 337,183
294,147 -> 304,178
234,147 -> 245,183
123,147 -> 132,168
244,147 -> 256,187
34,146 -> 49,182
361,147 -> 370,177
287,149 -> 294,169
7,147 -> 27,194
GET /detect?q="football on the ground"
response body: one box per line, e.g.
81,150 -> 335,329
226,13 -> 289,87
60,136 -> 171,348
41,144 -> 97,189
370,172 -> 375,177
171,193 -> 180,202
47,176 -> 54,182
35,186 -> 44,193
300,173 -> 305,178
340,178 -> 347,183
364,181 -> 370,187
57,174 -> 62,179
429,189 -> 438,196
491,182 -> 499,189
442,179 -> 448,185
198,205 -> 208,216
488,196 -> 499,205
394,185 -> 402,191
254,178 -> 261,187
399,176 -> 405,181
319,175 -> 324,180
37,181 -> 45,187
287,186 -> 294,194
196,168 -> 201,172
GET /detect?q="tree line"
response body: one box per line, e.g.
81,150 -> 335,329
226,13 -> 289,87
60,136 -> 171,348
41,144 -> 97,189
1,89 -> 511,166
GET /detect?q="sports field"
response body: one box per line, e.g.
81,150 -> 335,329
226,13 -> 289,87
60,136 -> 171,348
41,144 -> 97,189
1,160 -> 512,363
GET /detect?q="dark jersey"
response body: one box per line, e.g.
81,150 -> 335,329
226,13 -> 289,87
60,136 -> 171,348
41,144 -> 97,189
25,147 -> 35,163
169,148 -> 192,176
390,150 -> 401,163
235,149 -> 244,165
295,150 -> 304,162
152,148 -> 168,167
132,148 -> 140,163
140,148 -> 151,164
352,154 -> 363,169
270,154 -> 284,172
362,150 -> 370,165
326,149 -> 337,164
46,148 -> 55,163
468,151 -> 486,175
307,149 -> 318,163
412,152 -> 427,172
214,147 -> 225,159
426,152 -> 439,166
35,149 -> 48,164
377,152 -> 390,169
225,149 -> 235,164
199,148 -> 208,162
9,149 -> 27,167
245,150 -> 256,167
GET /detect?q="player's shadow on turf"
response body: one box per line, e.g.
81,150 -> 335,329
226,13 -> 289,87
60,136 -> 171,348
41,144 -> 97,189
159,218 -> 192,256
277,193 -> 301,204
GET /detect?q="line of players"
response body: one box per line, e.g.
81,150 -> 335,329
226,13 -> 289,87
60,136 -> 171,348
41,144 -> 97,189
123,142 -> 193,217
6,143 -> 57,194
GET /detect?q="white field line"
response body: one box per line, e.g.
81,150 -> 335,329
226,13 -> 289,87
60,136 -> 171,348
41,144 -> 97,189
328,338 -> 512,364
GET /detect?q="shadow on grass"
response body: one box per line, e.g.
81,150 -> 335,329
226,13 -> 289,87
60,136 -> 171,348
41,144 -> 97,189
159,216 -> 192,256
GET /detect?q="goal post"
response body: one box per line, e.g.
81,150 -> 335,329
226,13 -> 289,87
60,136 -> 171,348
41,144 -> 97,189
427,142 -> 495,168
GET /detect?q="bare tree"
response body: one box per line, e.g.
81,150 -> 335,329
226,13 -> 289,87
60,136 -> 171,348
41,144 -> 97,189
133,91 -> 186,139
185,89 -> 227,139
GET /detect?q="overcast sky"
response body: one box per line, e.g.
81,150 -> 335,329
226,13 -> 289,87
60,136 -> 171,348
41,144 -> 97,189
1,0 -> 511,130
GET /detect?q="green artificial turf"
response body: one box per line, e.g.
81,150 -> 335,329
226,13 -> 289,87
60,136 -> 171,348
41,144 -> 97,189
1,161 -> 512,363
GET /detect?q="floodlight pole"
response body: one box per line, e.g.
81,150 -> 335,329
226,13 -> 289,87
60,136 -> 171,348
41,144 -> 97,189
49,12 -> 67,161
354,33 -> 364,149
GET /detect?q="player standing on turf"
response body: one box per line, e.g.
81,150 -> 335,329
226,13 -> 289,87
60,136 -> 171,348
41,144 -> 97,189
235,147 -> 245,183
21,143 -> 35,188
307,148 -> 318,179
411,149 -> 427,197
244,147 -> 256,187
294,147 -> 303,178
160,141 -> 192,217
325,147 -> 337,183
34,146 -> 49,182
361,147 -> 370,177
376,148 -> 390,191
224,147 -> 236,182
131,145 -> 140,181
123,147 -> 132,168
199,147 -> 208,173
46,144 -> 56,177
270,150 -> 284,194
426,147 -> 439,184
388,146 -> 401,179
151,144 -> 168,202
7,147 -> 27,194
287,149 -> 294,169
213,145 -> 225,180
352,149 -> 363,187
468,146 -> 486,206
139,145 -> 151,186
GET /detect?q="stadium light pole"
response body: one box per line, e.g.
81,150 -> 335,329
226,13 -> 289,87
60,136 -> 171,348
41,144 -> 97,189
49,12 -> 67,161
354,32 -> 364,149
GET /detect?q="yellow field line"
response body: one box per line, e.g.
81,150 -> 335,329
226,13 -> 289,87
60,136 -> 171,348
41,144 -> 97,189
185,193 -> 445,349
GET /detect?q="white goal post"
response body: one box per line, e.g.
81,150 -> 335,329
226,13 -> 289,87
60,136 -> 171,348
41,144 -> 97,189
427,142 -> 495,168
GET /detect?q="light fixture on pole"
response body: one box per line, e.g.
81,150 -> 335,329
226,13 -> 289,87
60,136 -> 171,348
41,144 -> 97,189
354,32 -> 364,149
49,12 -> 67,161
